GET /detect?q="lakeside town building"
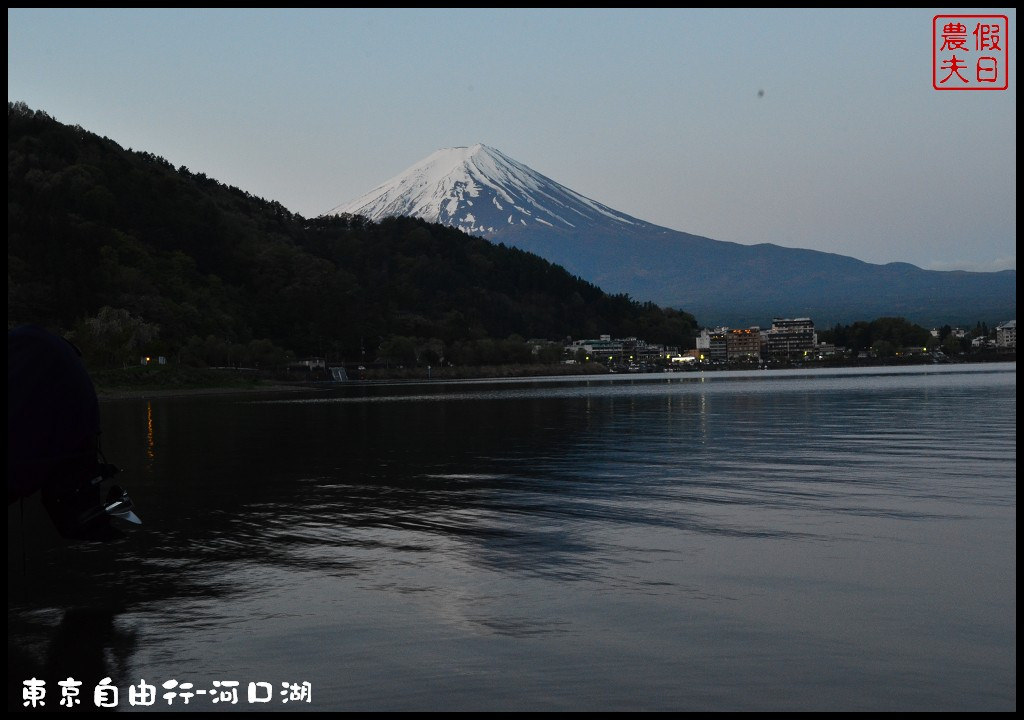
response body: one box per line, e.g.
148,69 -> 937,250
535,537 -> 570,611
765,318 -> 817,358
996,320 -> 1016,349
567,335 -> 677,366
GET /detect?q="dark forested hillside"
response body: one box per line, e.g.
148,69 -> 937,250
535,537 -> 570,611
7,102 -> 697,368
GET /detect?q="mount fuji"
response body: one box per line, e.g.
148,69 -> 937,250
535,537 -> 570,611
329,143 -> 657,238
328,144 -> 1015,327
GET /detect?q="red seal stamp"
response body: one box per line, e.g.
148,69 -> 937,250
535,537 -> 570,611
934,15 -> 1009,90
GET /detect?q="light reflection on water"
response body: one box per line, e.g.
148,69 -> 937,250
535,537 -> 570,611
7,364 -> 1016,711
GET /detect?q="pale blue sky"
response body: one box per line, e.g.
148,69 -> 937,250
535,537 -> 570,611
7,8 -> 1016,272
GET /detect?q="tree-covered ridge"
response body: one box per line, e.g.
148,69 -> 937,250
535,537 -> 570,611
7,102 -> 698,369
819,317 -> 932,353
819,317 -> 996,357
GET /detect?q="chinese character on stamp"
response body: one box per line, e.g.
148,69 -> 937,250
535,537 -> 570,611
934,15 -> 1009,90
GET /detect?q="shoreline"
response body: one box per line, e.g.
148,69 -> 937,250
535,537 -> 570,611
94,356 -> 1014,401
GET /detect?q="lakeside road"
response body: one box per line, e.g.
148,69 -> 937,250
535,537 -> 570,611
92,362 -> 613,400
95,383 -> 318,401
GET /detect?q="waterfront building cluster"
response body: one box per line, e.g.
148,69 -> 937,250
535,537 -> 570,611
565,318 -> 825,369
566,316 -> 1016,370
693,318 -> 823,362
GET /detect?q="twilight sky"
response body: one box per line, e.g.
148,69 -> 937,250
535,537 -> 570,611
7,8 -> 1017,272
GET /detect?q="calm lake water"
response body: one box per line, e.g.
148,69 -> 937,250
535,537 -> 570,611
8,364 -> 1016,711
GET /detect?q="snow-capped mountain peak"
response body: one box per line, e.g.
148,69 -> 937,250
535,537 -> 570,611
327,144 -> 644,237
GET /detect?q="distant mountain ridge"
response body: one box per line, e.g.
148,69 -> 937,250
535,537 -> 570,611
330,145 -> 1015,328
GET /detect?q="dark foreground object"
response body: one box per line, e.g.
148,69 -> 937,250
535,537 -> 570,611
8,325 -> 138,541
